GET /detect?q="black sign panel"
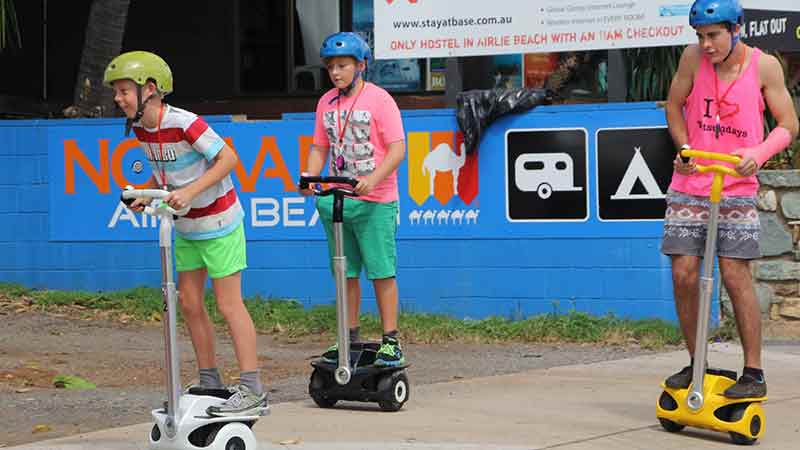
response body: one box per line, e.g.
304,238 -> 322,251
597,127 -> 676,221
741,9 -> 800,52
506,129 -> 587,221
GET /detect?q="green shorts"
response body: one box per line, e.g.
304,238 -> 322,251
316,196 -> 398,280
175,223 -> 247,279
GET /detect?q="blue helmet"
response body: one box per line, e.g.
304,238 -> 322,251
320,32 -> 371,63
689,0 -> 744,56
689,0 -> 743,28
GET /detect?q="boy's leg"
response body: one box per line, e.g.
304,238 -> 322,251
211,272 -> 258,374
373,276 -> 404,366
353,201 -> 404,366
177,268 -> 219,376
347,277 -> 362,329
660,190 -> 705,389
200,225 -> 266,417
175,235 -> 224,389
716,196 -> 765,398
663,255 -> 701,389
719,258 -> 762,368
317,196 -> 365,361
374,277 -> 399,333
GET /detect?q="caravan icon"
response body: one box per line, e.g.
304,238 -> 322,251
514,152 -> 583,199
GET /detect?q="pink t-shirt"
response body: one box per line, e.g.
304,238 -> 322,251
313,82 -> 405,203
669,48 -> 765,197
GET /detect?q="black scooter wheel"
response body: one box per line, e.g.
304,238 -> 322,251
377,371 -> 410,412
309,368 -> 338,408
658,418 -> 685,433
729,432 -> 757,446
727,403 -> 760,445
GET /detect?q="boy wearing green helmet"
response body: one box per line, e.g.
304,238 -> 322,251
662,0 -> 799,398
300,32 -> 408,366
104,51 -> 267,417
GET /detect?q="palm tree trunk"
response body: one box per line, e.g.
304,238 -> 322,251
69,0 -> 131,118
0,0 -> 23,51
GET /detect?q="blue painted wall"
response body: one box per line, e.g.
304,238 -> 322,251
0,102 -> 710,322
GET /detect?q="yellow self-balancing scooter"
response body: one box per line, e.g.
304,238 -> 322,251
656,149 -> 767,445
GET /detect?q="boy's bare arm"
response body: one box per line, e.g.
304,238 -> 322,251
188,144 -> 238,196
369,140 -> 406,185
665,45 -> 699,150
165,144 -> 237,208
305,145 -> 330,176
354,140 -> 405,195
761,54 -> 799,140
733,53 -> 800,176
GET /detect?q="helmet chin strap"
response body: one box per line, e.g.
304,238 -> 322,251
722,26 -> 740,62
330,68 -> 366,104
124,85 -> 159,136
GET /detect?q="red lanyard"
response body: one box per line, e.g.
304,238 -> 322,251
712,46 -> 747,139
336,82 -> 367,144
154,104 -> 167,188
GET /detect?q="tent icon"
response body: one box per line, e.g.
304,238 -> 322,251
610,147 -> 665,200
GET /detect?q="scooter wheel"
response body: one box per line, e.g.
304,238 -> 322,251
729,432 -> 757,446
204,422 -> 256,449
377,371 -> 410,412
150,423 -> 161,442
311,392 -> 338,408
309,368 -> 338,408
727,403 -> 761,445
658,418 -> 685,433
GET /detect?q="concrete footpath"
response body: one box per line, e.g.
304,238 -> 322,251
8,343 -> 800,450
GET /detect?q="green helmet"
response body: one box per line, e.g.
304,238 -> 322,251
103,51 -> 173,95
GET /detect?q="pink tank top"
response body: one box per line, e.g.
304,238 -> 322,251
669,47 -> 765,197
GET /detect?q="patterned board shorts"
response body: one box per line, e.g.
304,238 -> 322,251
661,189 -> 761,260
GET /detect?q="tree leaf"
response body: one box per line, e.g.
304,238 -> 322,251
53,375 -> 96,390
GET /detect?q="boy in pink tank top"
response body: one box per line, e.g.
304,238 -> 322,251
301,32 -> 407,367
662,0 -> 798,398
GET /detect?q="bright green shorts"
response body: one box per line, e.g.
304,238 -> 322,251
316,196 -> 398,280
175,223 -> 247,279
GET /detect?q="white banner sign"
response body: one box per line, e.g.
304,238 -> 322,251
374,0 -> 800,59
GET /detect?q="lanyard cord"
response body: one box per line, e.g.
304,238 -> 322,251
336,82 -> 367,144
712,46 -> 747,139
154,104 -> 167,189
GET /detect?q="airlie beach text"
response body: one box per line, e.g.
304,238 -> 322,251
389,25 -> 685,51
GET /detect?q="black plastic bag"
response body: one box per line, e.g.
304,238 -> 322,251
456,88 -> 553,155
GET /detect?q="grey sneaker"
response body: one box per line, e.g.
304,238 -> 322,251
206,384 -> 269,417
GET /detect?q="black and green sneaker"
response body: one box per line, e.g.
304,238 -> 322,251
320,343 -> 339,364
374,336 -> 405,366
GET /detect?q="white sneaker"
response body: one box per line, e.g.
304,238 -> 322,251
205,384 -> 268,417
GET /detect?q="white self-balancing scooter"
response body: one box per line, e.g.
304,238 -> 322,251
121,187 -> 266,450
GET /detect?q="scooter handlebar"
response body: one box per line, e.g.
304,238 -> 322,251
120,187 -> 190,217
680,149 -> 742,177
680,149 -> 742,165
298,176 -> 359,197
298,176 -> 358,189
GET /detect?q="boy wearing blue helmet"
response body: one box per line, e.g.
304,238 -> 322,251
663,0 -> 798,398
301,32 -> 407,366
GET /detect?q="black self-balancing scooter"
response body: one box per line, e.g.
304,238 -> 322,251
121,187 -> 266,450
299,176 -> 410,412
655,149 -> 766,445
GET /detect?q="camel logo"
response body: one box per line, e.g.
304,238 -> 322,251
407,131 -> 479,226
